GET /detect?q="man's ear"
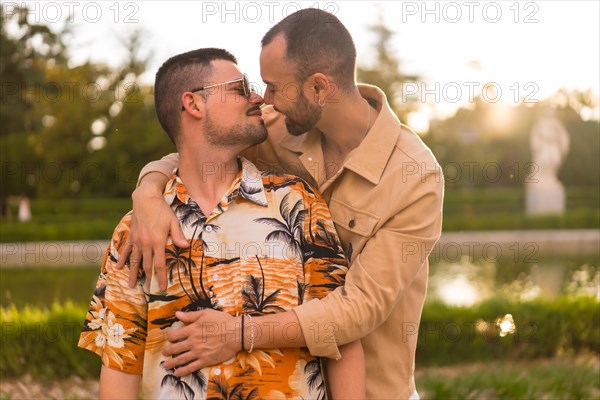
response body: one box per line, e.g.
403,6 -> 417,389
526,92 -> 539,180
309,73 -> 333,104
180,92 -> 204,118
312,73 -> 330,92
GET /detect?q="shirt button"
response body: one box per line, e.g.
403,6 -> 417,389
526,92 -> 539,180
212,274 -> 219,281
348,219 -> 356,228
205,225 -> 213,232
214,367 -> 221,376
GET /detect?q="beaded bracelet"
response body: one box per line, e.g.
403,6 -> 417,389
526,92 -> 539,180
247,314 -> 255,353
241,313 -> 246,352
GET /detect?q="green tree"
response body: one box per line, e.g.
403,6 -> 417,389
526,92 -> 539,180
32,28 -> 174,198
0,4 -> 68,135
1,5 -> 68,198
356,10 -> 418,122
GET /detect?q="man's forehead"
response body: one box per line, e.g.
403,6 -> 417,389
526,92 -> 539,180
260,39 -> 295,82
209,59 -> 243,81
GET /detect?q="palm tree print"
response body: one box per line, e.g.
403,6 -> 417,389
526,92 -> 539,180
315,219 -> 340,250
160,361 -> 206,400
297,279 -> 308,305
239,179 -> 264,202
207,377 -> 259,400
262,173 -> 317,196
151,199 -> 222,330
305,359 -> 326,400
254,193 -> 305,261
346,242 -> 354,263
176,199 -> 206,229
166,245 -> 188,283
182,252 -> 221,312
243,256 -> 285,314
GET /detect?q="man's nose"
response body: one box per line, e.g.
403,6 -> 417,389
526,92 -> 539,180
262,90 -> 274,105
249,91 -> 265,105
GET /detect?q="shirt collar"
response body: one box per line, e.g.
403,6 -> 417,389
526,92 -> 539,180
278,84 -> 402,185
163,157 -> 268,208
343,84 -> 402,184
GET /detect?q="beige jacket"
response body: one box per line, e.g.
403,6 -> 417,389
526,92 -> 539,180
139,84 -> 444,399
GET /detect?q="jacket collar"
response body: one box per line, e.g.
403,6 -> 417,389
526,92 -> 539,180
278,84 -> 402,185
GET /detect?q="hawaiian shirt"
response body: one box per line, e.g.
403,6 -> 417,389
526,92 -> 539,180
78,157 -> 348,399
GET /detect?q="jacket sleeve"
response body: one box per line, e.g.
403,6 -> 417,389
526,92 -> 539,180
293,166 -> 444,359
136,153 -> 180,187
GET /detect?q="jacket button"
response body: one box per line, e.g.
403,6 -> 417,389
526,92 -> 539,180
348,219 -> 356,228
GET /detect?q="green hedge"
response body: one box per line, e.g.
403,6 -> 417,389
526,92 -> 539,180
2,188 -> 599,242
1,296 -> 598,381
1,198 -> 131,242
417,296 -> 600,366
0,302 -> 100,380
442,208 -> 600,231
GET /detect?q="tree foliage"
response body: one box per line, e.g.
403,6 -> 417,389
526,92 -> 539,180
356,10 -> 419,122
1,9 -> 597,200
1,7 -> 174,198
424,96 -> 599,189
355,13 -> 598,189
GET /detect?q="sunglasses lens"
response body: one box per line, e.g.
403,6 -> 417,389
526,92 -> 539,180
243,75 -> 251,98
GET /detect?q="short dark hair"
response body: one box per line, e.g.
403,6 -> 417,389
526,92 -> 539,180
261,8 -> 356,92
154,48 -> 237,144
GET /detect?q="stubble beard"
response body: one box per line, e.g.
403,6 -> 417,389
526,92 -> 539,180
203,113 -> 268,148
283,91 -> 322,136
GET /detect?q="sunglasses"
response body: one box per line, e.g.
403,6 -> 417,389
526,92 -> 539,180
192,73 -> 252,97
181,74 -> 254,111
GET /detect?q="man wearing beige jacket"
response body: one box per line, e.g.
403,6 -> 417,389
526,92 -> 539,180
119,8 -> 443,399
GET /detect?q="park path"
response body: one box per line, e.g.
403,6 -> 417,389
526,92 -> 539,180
1,230 -> 598,268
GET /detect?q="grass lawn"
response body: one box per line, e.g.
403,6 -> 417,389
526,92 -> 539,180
0,267 -> 98,309
0,356 -> 597,399
416,355 -> 599,400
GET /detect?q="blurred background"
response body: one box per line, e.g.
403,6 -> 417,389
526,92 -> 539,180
1,1 -> 598,398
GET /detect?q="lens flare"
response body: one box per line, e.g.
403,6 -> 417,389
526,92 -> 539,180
495,314 -> 516,337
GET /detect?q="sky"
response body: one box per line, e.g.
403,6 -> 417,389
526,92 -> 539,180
10,0 -> 600,121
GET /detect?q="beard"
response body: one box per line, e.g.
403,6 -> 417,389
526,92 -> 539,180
203,113 -> 267,148
283,91 -> 322,136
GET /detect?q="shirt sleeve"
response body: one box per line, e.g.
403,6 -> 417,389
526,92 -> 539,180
293,167 -> 444,359
78,215 -> 148,374
136,153 -> 180,187
296,190 -> 349,350
301,192 -> 349,301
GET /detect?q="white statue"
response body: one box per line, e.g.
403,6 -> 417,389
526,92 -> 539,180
18,195 -> 32,222
526,107 -> 570,215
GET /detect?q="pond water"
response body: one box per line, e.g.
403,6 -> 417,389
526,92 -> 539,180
428,253 -> 599,306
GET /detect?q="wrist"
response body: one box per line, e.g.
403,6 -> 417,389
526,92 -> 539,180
246,314 -> 255,353
133,176 -> 165,200
239,315 -> 245,352
239,314 -> 256,353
